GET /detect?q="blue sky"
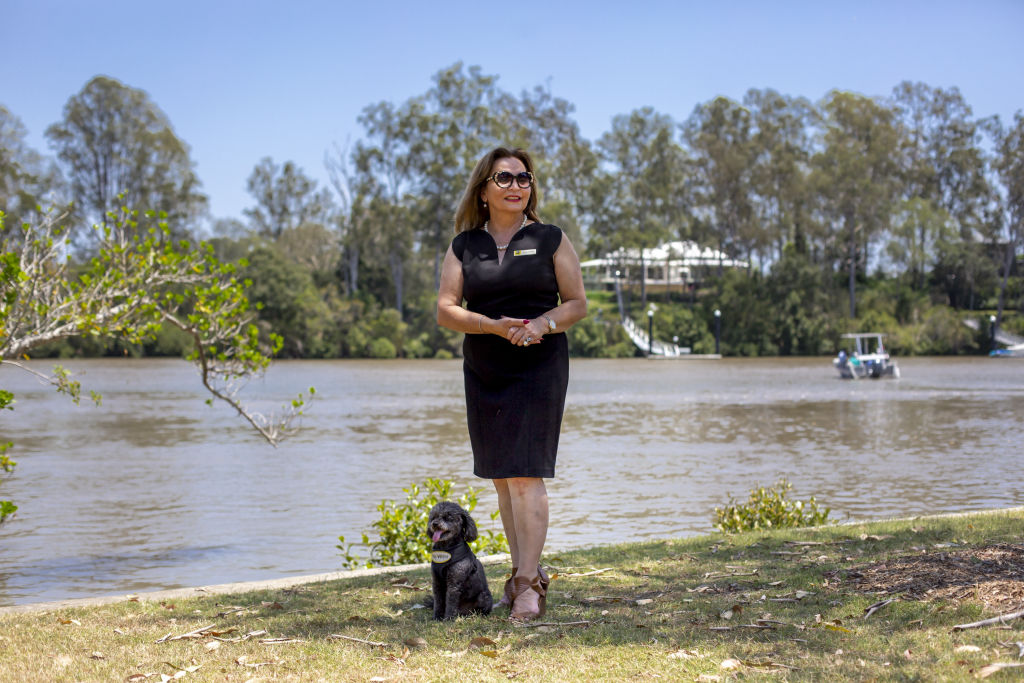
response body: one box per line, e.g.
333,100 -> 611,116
4,0 -> 1022,224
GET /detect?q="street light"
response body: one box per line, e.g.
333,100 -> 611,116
990,314 -> 997,352
647,308 -> 654,356
714,309 -> 721,355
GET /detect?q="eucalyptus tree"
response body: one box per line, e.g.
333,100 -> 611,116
44,76 -> 206,241
244,157 -> 332,239
743,89 -> 816,262
681,97 -> 757,272
986,111 -> 1024,329
350,99 -> 419,316
890,82 -> 991,302
810,91 -> 901,318
595,107 -> 687,307
0,105 -> 64,229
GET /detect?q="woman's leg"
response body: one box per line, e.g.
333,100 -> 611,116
506,477 -> 548,616
492,479 -> 519,568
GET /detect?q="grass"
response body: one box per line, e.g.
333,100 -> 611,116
1,508 -> 1022,681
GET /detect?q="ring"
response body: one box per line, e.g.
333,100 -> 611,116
526,337 -> 533,343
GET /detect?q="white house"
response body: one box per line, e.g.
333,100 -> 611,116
581,241 -> 748,292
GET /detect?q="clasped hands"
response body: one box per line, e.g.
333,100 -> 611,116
494,316 -> 545,347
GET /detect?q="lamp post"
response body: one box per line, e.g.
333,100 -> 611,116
647,308 -> 654,356
714,309 -> 721,355
990,314 -> 997,352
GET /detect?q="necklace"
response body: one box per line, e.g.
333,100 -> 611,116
484,214 -> 527,250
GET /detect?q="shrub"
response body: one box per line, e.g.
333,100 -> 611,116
338,478 -> 507,569
713,479 -> 831,533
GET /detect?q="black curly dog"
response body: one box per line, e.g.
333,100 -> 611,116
427,501 -> 493,620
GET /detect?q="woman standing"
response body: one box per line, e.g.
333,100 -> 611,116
437,147 -> 587,621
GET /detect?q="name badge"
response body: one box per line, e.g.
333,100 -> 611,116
431,551 -> 452,564
513,249 -> 537,256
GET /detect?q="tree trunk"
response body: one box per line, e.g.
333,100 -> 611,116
846,215 -> 857,318
390,250 -> 404,319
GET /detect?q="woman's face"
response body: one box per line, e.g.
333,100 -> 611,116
481,156 -> 531,216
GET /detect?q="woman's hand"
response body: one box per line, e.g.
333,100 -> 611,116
498,316 -> 545,346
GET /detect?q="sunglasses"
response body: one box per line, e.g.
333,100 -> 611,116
486,170 -> 534,189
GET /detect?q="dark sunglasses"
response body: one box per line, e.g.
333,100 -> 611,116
486,170 -> 534,189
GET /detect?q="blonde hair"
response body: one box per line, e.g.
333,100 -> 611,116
453,147 -> 541,233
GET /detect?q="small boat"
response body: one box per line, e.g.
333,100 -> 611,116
833,333 -> 900,379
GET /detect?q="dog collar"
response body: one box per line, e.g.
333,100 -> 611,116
431,541 -> 472,567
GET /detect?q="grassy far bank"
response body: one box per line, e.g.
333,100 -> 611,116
1,509 -> 1022,682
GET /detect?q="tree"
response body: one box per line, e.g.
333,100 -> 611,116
743,89 -> 816,263
0,104 -> 64,229
811,91 -> 901,317
0,208 -> 313,522
44,76 -> 207,240
682,97 -> 757,272
244,157 -> 332,239
987,112 -> 1024,330
595,107 -> 687,307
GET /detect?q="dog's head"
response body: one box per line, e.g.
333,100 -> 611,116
427,501 -> 478,545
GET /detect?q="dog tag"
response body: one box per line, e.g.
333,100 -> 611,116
513,248 -> 536,256
431,551 -> 452,563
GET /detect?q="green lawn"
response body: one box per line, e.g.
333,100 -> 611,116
2,508 -> 1022,681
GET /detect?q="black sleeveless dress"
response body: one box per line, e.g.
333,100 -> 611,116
451,222 -> 569,479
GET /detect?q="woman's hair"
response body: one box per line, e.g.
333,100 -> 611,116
453,147 -> 541,233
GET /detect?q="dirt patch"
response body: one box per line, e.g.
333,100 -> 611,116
833,543 -> 1024,612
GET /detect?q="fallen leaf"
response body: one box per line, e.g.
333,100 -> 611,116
89,651 -> 105,659
469,636 -> 497,648
57,618 -> 81,626
667,649 -> 705,659
697,676 -> 722,682
720,605 -> 742,620
720,658 -> 742,670
114,628 -> 127,635
205,641 -> 220,651
955,645 -> 982,653
903,648 -> 913,660
478,650 -> 499,658
159,602 -> 175,610
261,601 -> 284,610
636,598 -> 653,605
978,662 -> 1024,679
404,637 -> 428,649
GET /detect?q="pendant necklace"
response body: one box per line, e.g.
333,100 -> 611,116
484,213 -> 527,250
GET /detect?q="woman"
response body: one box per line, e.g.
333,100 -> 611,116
437,147 -> 587,621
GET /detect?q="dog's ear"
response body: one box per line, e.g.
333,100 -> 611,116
461,509 -> 478,543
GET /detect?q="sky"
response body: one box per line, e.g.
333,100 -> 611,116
3,0 -> 1023,225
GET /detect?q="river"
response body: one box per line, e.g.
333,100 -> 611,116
1,357 -> 1021,606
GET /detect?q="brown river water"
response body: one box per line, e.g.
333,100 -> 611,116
1,357 -> 1021,606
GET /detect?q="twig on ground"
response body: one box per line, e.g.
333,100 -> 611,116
952,609 -> 1024,631
328,633 -> 390,647
864,598 -> 897,619
563,568 -> 615,577
515,620 -> 594,628
154,623 -> 219,644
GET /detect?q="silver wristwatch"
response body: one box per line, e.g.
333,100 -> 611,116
542,315 -> 556,332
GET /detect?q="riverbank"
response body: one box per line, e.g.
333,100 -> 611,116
1,507 -> 1021,681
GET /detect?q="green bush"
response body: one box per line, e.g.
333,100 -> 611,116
338,478 -> 507,569
713,478 -> 831,533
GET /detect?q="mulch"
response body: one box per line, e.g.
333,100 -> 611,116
833,543 -> 1024,612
